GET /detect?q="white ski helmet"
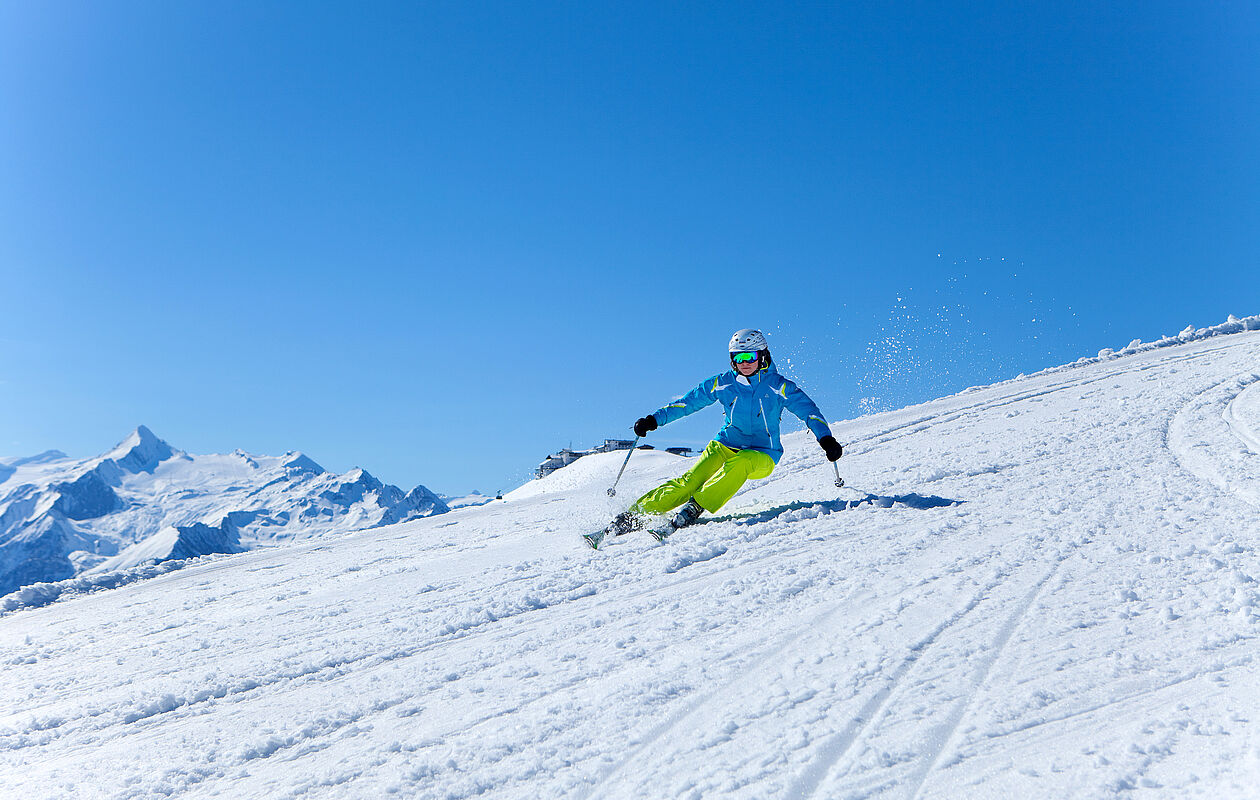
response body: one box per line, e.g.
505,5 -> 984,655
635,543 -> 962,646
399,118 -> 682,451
728,328 -> 771,367
728,328 -> 768,353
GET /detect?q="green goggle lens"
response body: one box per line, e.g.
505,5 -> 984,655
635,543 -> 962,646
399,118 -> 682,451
732,351 -> 759,364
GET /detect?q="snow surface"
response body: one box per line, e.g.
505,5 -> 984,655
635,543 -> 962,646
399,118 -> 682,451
3,319 -> 1260,798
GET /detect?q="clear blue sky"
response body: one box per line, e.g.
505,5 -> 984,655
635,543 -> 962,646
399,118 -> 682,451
3,1 -> 1257,495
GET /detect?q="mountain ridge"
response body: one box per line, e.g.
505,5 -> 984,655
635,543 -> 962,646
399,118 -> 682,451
0,427 -> 448,595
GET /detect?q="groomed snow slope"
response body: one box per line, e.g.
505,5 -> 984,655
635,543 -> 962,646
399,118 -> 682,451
3,327 -> 1260,799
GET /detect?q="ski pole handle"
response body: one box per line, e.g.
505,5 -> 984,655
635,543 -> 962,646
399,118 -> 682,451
608,437 -> 640,497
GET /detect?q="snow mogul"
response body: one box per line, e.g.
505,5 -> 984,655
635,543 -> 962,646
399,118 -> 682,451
586,329 -> 843,548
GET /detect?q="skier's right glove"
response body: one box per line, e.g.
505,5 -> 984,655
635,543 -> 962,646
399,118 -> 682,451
633,415 -> 658,437
819,435 -> 843,462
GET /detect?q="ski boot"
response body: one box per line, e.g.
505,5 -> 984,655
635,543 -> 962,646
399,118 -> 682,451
609,510 -> 645,536
649,498 -> 704,542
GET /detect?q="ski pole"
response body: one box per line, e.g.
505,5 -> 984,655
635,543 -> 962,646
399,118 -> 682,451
833,460 -> 844,488
607,437 -> 640,497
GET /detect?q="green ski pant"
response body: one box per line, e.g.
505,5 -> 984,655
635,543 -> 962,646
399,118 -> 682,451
631,440 -> 776,516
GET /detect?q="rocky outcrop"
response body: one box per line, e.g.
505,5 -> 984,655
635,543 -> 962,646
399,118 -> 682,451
50,469 -> 122,520
0,512 -> 77,596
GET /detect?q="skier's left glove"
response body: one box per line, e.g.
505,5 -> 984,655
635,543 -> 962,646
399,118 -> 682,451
819,435 -> 843,462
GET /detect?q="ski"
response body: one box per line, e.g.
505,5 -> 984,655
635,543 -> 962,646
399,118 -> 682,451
582,530 -> 606,550
648,525 -> 674,542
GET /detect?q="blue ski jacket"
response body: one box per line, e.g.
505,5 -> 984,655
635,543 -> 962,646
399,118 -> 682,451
651,363 -> 832,463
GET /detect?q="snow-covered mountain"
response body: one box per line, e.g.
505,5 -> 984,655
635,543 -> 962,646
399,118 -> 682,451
440,490 -> 498,509
2,315 -> 1259,799
0,426 -> 448,595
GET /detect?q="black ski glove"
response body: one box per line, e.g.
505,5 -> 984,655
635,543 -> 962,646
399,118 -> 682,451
819,435 -> 843,462
633,415 -> 658,437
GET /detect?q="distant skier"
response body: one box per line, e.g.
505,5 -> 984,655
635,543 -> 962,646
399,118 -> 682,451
590,329 -> 843,547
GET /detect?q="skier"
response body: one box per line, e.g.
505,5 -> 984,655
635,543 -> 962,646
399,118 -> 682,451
590,329 -> 843,547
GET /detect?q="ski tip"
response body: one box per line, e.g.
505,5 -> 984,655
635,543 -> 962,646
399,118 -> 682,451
582,533 -> 603,550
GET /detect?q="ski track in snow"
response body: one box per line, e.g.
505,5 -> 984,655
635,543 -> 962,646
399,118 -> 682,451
3,327 -> 1260,799
781,553 -> 1071,800
575,597 -> 869,800
1168,370 -> 1260,507
901,560 -> 1065,800
1224,378 -> 1260,455
785,576 -> 1003,800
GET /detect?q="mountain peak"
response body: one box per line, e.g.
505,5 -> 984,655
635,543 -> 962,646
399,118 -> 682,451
112,425 -> 159,448
13,450 -> 70,466
106,426 -> 176,474
282,452 -> 325,475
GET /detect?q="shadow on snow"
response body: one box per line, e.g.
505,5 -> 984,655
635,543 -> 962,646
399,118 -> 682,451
704,492 -> 963,528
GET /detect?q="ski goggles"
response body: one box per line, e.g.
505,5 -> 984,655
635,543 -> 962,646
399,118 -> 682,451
731,351 -> 760,364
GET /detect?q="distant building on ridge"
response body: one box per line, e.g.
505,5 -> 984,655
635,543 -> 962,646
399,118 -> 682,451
535,440 -> 693,479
